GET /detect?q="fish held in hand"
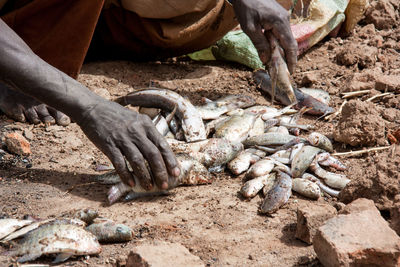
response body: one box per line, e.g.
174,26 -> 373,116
254,70 -> 335,116
9,223 -> 101,263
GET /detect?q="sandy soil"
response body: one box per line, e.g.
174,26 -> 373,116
1,1 -> 399,266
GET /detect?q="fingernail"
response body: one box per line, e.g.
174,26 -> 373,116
145,183 -> 153,191
161,182 -> 169,190
172,167 -> 180,177
128,179 -> 135,187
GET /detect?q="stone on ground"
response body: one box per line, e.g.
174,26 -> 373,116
295,202 -> 337,245
313,198 -> 400,267
126,241 -> 204,267
5,132 -> 31,156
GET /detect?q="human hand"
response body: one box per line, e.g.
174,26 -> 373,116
78,100 -> 180,190
0,82 -> 70,126
231,0 -> 298,73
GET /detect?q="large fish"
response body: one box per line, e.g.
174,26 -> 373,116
0,219 -> 32,240
253,70 -> 335,115
8,223 -> 101,263
115,88 -> 206,142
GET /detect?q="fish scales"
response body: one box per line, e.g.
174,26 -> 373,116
260,171 -> 292,214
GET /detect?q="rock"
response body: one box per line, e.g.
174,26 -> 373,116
23,128 -> 34,141
376,75 -> 400,93
295,203 -> 337,245
126,241 -> 204,267
300,72 -> 319,87
313,199 -> 400,267
339,198 -> 378,215
333,100 -> 386,146
390,195 -> 400,236
5,132 -> 31,156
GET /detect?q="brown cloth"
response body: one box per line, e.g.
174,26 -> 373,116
1,0 -> 237,79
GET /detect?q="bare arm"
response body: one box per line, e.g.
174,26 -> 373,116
0,19 -> 179,189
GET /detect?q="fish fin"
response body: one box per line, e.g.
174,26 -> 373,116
202,97 -> 212,104
17,253 -> 41,263
53,252 -> 73,263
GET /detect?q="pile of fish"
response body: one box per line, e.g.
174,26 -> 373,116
0,209 -> 133,263
96,78 -> 346,216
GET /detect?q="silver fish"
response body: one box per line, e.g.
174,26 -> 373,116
289,143 -> 305,163
9,223 -> 101,263
260,171 -> 292,214
292,178 -> 321,200
291,145 -> 321,178
299,88 -> 331,105
227,148 -> 266,175
107,154 -> 211,204
0,219 -> 32,240
248,116 -> 265,138
262,173 -> 277,196
116,88 -> 206,142
308,132 -> 333,152
86,218 -> 133,243
244,132 -> 298,147
195,138 -> 243,168
309,159 -> 350,189
196,95 -> 255,120
214,113 -> 257,143
153,114 -> 170,136
317,153 -> 346,171
246,158 -> 275,178
302,173 -> 340,198
240,174 -> 275,198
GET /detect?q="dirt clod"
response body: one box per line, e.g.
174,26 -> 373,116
333,100 -> 386,146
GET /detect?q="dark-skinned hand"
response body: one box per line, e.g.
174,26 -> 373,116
78,99 -> 180,190
232,0 -> 298,73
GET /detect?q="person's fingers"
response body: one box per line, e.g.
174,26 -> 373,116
1,103 -> 26,122
270,19 -> 298,73
23,106 -> 41,124
242,22 -> 271,64
108,145 -> 136,188
48,107 -> 71,126
137,137 -> 169,190
120,140 -> 153,190
145,121 -> 180,178
35,104 -> 55,125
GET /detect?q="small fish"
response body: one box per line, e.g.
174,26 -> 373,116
309,159 -> 350,190
246,158 -> 275,178
289,143 -> 305,163
244,133 -> 298,147
266,33 -> 297,104
317,153 -> 346,171
276,126 -> 289,135
116,88 -> 206,142
86,218 -> 133,243
0,219 -> 32,240
107,154 -> 211,204
299,88 -> 331,105
196,95 -> 255,120
254,70 -> 335,116
291,145 -> 321,178
270,150 -> 291,165
68,209 -> 99,225
302,173 -> 340,197
9,223 -> 101,263
240,173 -> 275,198
196,138 -> 243,168
262,173 -> 277,195
227,148 -> 266,175
248,116 -> 265,138
214,113 -> 257,143
307,132 -> 333,152
292,178 -> 321,200
261,104 -> 297,121
260,171 -> 292,215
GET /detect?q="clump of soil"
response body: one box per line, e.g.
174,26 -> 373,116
333,100 -> 387,146
364,0 -> 399,30
340,147 -> 400,211
336,43 -> 378,68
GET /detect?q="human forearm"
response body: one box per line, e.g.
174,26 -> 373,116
0,19 -> 104,124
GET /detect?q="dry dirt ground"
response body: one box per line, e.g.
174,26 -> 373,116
0,1 -> 399,266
